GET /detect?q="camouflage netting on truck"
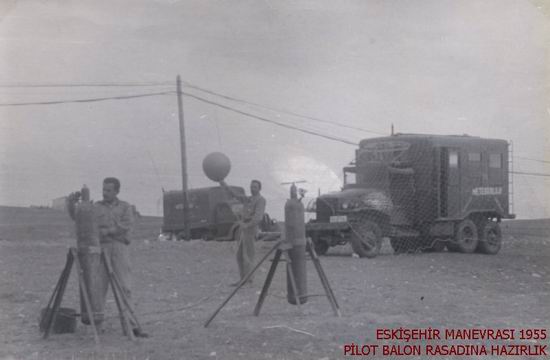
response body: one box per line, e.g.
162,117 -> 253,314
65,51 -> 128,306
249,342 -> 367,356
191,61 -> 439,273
308,134 -> 512,258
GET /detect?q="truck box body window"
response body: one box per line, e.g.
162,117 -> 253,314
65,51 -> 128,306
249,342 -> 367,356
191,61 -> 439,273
489,153 -> 502,168
468,152 -> 482,187
468,152 -> 481,162
488,153 -> 503,185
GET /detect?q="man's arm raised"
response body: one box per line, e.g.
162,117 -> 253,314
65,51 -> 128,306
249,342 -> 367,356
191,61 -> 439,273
219,180 -> 247,203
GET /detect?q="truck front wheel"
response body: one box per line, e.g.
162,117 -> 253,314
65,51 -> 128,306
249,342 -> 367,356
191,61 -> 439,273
350,220 -> 382,258
308,232 -> 329,255
313,239 -> 329,256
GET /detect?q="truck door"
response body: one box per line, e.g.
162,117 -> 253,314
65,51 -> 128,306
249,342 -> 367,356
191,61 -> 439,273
439,148 -> 461,218
389,167 -> 415,223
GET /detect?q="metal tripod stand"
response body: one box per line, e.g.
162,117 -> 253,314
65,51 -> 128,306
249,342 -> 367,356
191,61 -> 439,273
40,247 -> 143,344
204,237 -> 340,327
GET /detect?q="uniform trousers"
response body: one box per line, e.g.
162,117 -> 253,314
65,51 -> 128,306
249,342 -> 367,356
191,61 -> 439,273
236,224 -> 257,282
99,241 -> 136,328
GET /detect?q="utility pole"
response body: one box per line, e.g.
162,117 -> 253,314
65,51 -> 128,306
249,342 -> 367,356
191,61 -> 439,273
177,75 -> 191,240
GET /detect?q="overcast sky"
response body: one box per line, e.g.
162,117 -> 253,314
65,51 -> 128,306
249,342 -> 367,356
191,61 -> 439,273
0,0 -> 548,219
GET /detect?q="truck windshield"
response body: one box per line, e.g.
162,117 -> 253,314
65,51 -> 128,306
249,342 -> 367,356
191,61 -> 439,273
344,171 -> 356,186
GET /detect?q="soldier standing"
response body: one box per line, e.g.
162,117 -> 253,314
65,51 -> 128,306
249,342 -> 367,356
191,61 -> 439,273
68,177 -> 148,337
220,179 -> 266,285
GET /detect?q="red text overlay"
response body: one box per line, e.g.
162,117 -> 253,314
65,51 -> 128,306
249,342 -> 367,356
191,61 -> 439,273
343,328 -> 548,357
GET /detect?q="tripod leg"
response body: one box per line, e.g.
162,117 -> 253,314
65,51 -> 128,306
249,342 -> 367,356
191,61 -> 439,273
102,250 -> 135,340
309,242 -> 339,309
72,249 -> 100,345
204,240 -> 283,327
282,250 -> 302,308
113,281 -> 134,340
253,249 -> 282,316
110,269 -> 142,331
312,254 -> 340,314
307,240 -> 341,316
111,276 -> 134,340
44,250 -> 74,339
307,238 -> 338,308
40,250 -> 72,332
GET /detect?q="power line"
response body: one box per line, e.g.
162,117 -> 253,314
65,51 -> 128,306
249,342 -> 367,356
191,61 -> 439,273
0,81 -> 548,167
514,156 -> 550,165
0,91 -> 175,106
511,171 -> 550,178
514,164 -> 549,217
0,82 -> 173,88
0,79 -> 387,136
181,91 -> 358,146
181,81 -> 387,136
0,87 -> 357,145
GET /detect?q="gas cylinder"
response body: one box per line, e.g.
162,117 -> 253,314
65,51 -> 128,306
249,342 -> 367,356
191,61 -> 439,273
75,185 -> 97,248
74,185 -> 104,325
285,184 -> 308,305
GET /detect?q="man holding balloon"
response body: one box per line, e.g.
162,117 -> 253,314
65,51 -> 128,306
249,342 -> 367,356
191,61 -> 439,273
219,179 -> 266,286
202,152 -> 266,286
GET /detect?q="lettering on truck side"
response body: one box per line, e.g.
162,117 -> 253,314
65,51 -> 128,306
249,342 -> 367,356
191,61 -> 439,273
472,187 -> 503,196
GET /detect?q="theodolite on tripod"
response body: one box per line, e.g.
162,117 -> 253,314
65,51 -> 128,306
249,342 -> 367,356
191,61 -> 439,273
40,185 -> 143,344
204,174 -> 340,327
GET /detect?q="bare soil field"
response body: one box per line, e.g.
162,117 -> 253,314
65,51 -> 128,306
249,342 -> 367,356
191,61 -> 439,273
1,206 -> 549,360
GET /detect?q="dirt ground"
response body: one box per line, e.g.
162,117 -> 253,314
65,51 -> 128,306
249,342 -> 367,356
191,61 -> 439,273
1,207 -> 549,360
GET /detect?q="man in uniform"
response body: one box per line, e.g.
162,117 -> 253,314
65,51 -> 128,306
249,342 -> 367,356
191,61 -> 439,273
220,179 -> 266,285
68,177 -> 148,338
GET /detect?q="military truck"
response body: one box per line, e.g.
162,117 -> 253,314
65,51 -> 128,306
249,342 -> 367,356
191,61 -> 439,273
162,186 -> 245,240
162,186 -> 276,241
306,133 -> 515,257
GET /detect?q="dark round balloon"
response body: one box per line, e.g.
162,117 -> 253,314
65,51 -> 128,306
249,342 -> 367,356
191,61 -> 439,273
202,152 -> 231,182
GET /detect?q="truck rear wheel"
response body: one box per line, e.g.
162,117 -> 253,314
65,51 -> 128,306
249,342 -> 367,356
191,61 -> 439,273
452,219 -> 479,253
350,220 -> 382,258
477,221 -> 502,255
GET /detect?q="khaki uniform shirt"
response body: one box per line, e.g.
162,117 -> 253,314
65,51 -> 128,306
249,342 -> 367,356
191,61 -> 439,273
241,194 -> 266,229
95,198 -> 134,244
